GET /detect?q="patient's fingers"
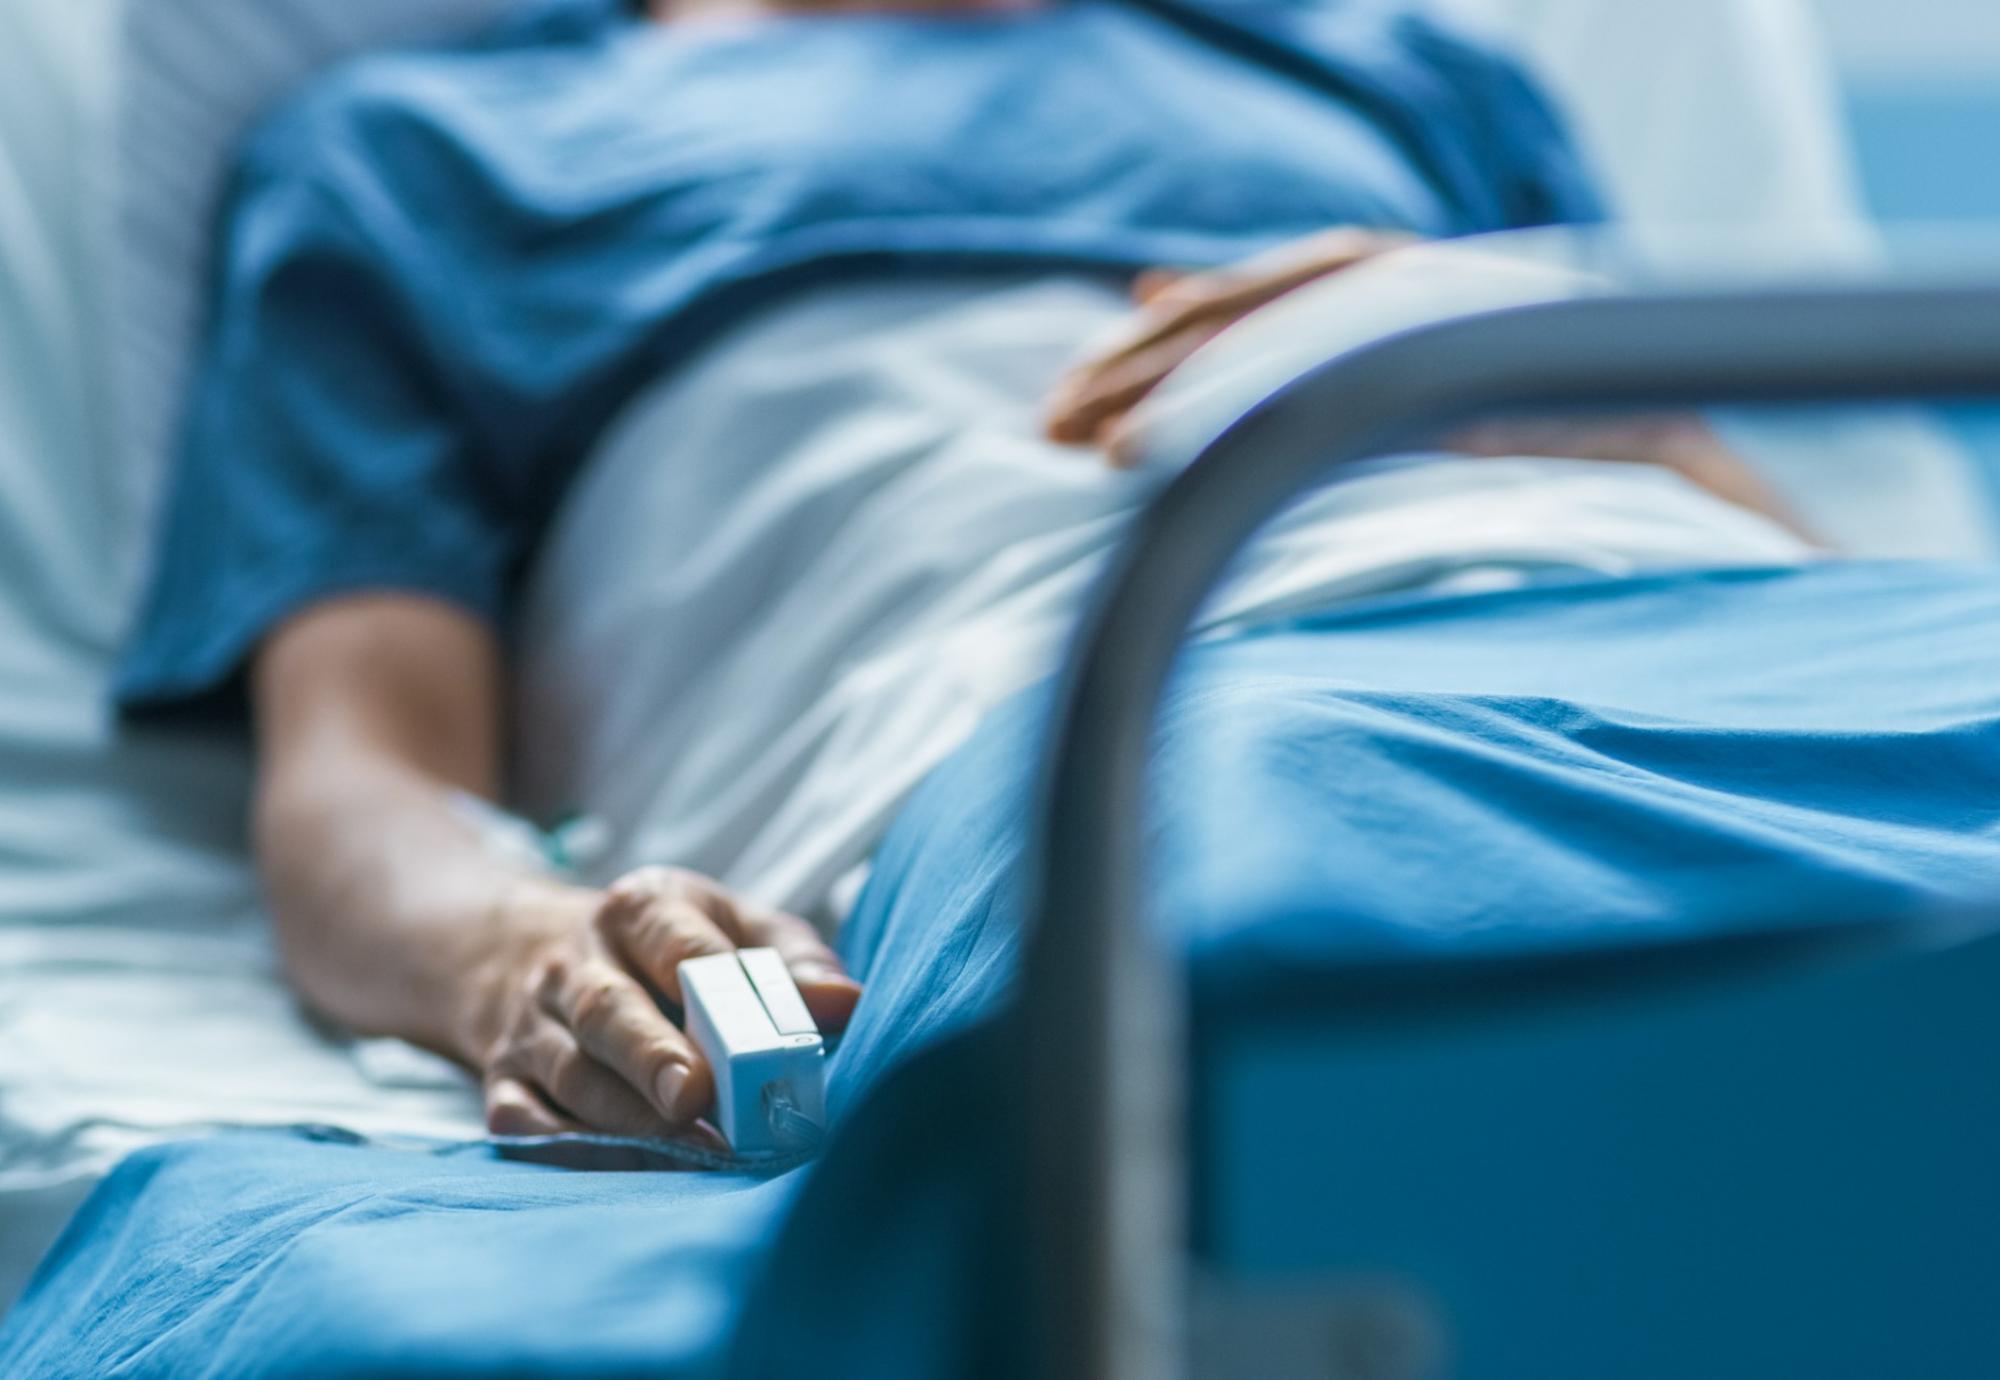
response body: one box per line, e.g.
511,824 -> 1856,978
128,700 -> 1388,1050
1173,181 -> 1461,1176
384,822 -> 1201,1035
538,956 -> 712,1125
483,1073 -> 584,1138
601,866 -> 862,1032
1045,328 -> 1229,453
1101,413 -> 1148,469
509,1014 -> 681,1139
1075,250 -> 1339,382
597,866 -> 738,1004
1045,286 -> 1260,446
733,904 -> 863,1032
1048,228 -> 1422,453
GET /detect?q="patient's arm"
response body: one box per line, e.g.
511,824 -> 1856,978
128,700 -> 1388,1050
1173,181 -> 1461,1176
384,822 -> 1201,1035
1045,228 -> 1808,536
1448,413 -> 1810,538
1044,226 -> 1417,455
252,595 -> 860,1139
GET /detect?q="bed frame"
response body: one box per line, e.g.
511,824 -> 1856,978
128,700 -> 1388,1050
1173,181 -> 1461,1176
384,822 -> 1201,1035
1025,280 -> 2000,1378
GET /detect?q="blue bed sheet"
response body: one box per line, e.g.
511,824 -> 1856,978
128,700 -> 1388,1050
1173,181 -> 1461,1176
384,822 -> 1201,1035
8,561 -> 2000,1378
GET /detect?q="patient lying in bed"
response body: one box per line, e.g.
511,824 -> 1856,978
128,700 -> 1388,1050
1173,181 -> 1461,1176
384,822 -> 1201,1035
113,0 -> 1810,1150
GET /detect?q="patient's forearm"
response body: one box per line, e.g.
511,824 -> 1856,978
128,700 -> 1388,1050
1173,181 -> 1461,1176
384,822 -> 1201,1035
248,595 -> 859,1139
251,595 -> 572,1062
1451,414 -> 1815,541
255,736 -> 583,1062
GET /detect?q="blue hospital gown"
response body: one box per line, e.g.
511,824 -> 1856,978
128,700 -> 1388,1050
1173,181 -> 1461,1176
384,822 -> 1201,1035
113,0 -> 1599,719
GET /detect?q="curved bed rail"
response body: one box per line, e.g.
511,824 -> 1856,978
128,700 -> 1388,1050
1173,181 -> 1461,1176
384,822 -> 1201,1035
1021,281 -> 2000,1380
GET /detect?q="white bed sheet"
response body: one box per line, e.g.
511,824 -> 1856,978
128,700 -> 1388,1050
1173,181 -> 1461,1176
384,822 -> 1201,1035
518,270 -> 1809,919
0,0 -> 1989,1317
0,0 -> 484,1313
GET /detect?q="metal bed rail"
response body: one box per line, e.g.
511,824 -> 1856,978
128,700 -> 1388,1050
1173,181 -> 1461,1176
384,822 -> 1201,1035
1020,281 -> 2000,1379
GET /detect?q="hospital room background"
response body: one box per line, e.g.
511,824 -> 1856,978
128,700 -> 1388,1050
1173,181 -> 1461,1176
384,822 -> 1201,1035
1827,0 -> 2000,473
5,0 -> 2000,1376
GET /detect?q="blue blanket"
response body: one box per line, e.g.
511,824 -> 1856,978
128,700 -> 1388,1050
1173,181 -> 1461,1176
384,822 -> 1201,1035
10,562 -> 2000,1377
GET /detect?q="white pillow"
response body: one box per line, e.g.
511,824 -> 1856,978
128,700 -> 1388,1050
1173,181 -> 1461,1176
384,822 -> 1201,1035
0,0 -> 125,649
109,0 -> 518,600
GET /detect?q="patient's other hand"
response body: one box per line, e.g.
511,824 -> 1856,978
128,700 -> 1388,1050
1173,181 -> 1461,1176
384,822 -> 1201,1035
1043,226 -> 1419,463
462,866 -> 861,1143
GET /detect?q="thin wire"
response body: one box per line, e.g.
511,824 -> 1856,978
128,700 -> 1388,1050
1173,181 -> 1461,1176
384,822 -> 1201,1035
763,1085 -> 824,1154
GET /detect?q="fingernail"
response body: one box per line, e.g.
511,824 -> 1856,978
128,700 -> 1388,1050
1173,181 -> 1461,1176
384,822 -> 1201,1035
655,1062 -> 693,1118
792,961 -> 853,987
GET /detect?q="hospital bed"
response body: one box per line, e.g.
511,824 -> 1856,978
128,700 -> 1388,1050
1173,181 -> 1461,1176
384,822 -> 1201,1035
1017,269 -> 2000,1377
3,0 -> 2000,1373
12,242 -> 2000,1380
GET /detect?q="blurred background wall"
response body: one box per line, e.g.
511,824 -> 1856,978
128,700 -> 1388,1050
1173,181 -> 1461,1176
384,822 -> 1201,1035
1814,0 -> 2000,223
1815,0 -> 2000,491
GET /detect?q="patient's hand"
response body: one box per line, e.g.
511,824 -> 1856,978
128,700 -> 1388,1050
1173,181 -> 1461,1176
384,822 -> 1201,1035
465,866 -> 861,1142
1043,226 -> 1419,462
1043,230 -> 1810,538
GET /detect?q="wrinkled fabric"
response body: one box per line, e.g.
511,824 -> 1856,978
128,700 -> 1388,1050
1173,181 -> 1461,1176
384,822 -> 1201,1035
114,0 -> 1599,722
14,562 -> 2000,1376
830,560 -> 2000,1095
511,268 -> 1804,920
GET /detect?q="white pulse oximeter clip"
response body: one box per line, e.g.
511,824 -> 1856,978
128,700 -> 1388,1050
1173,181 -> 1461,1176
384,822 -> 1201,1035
678,948 -> 827,1155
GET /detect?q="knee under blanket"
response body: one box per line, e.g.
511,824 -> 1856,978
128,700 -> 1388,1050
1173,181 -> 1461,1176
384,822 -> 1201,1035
8,561 -> 2000,1378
